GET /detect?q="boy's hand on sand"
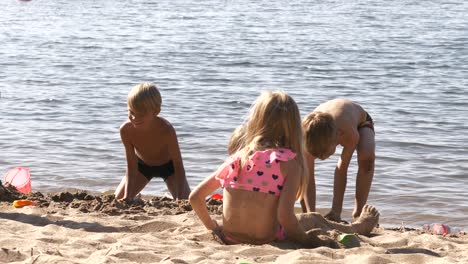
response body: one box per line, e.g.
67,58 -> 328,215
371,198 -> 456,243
115,193 -> 143,205
112,198 -> 131,209
118,197 -> 130,203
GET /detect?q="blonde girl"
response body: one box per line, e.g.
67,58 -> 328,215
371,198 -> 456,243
190,91 -> 379,247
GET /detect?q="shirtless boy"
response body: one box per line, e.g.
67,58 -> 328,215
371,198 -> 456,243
115,83 -> 191,200
302,99 -> 375,222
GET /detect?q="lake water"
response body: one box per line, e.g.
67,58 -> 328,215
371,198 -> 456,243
1,0 -> 467,230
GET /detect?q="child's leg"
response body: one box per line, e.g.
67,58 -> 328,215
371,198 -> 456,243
114,171 -> 150,199
114,177 -> 127,199
165,174 -> 191,199
297,205 -> 380,236
354,127 -> 375,221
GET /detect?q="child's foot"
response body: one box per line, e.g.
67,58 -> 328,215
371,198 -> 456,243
324,210 -> 347,223
351,205 -> 380,235
352,209 -> 361,223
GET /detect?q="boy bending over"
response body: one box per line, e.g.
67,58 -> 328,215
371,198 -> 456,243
302,99 -> 375,222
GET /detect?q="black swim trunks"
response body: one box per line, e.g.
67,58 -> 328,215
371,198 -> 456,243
137,158 -> 175,182
358,112 -> 375,133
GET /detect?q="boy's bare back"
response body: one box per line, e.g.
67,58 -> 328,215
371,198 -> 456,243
314,99 -> 367,147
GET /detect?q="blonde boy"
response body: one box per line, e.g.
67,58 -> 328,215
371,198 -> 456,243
115,83 -> 191,200
302,99 -> 375,222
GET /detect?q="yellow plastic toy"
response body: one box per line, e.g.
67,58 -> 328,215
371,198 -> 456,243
13,199 -> 36,208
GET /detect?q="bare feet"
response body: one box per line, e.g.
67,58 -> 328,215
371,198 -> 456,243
352,208 -> 362,222
351,205 -> 380,235
324,210 -> 348,224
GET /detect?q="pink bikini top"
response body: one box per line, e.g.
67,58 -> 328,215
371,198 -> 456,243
215,148 -> 296,196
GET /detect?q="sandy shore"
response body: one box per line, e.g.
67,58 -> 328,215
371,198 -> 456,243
1,182 -> 467,264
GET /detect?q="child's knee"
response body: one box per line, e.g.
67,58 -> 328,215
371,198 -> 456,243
358,149 -> 375,163
357,156 -> 374,171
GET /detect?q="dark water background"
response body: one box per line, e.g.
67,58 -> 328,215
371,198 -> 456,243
1,0 -> 467,229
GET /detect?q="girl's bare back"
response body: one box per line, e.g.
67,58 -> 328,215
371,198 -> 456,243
222,188 -> 280,244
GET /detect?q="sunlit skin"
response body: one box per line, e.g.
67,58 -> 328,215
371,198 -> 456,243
128,109 -> 153,128
114,107 -> 191,200
189,153 -> 379,248
190,92 -> 379,248
303,99 -> 375,222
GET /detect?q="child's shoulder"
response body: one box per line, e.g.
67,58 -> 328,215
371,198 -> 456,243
119,120 -> 133,132
157,116 -> 173,127
272,148 -> 296,161
156,117 -> 176,133
278,153 -> 301,177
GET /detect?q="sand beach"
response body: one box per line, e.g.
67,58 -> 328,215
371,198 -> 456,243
1,181 -> 467,264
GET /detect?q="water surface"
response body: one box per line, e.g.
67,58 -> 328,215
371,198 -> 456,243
1,0 -> 467,229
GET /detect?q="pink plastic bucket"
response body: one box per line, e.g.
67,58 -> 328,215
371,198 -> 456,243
3,167 -> 31,194
431,223 -> 449,235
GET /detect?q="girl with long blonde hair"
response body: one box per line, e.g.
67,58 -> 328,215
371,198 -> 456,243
190,91 -> 379,247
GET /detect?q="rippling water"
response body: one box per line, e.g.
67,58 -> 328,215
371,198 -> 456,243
1,0 -> 467,229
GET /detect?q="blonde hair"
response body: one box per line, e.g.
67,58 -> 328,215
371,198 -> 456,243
228,125 -> 246,155
302,111 -> 337,159
127,82 -> 162,114
237,91 -> 308,200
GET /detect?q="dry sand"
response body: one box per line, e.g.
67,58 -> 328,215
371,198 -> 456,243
1,181 -> 467,264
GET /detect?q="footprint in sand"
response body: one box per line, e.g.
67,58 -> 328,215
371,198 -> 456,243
129,221 -> 180,233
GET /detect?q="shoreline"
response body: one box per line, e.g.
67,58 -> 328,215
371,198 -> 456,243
1,182 -> 467,263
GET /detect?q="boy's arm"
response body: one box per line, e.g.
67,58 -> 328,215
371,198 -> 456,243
120,124 -> 138,199
331,130 -> 359,216
167,127 -> 189,199
189,172 -> 222,231
302,153 -> 316,212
